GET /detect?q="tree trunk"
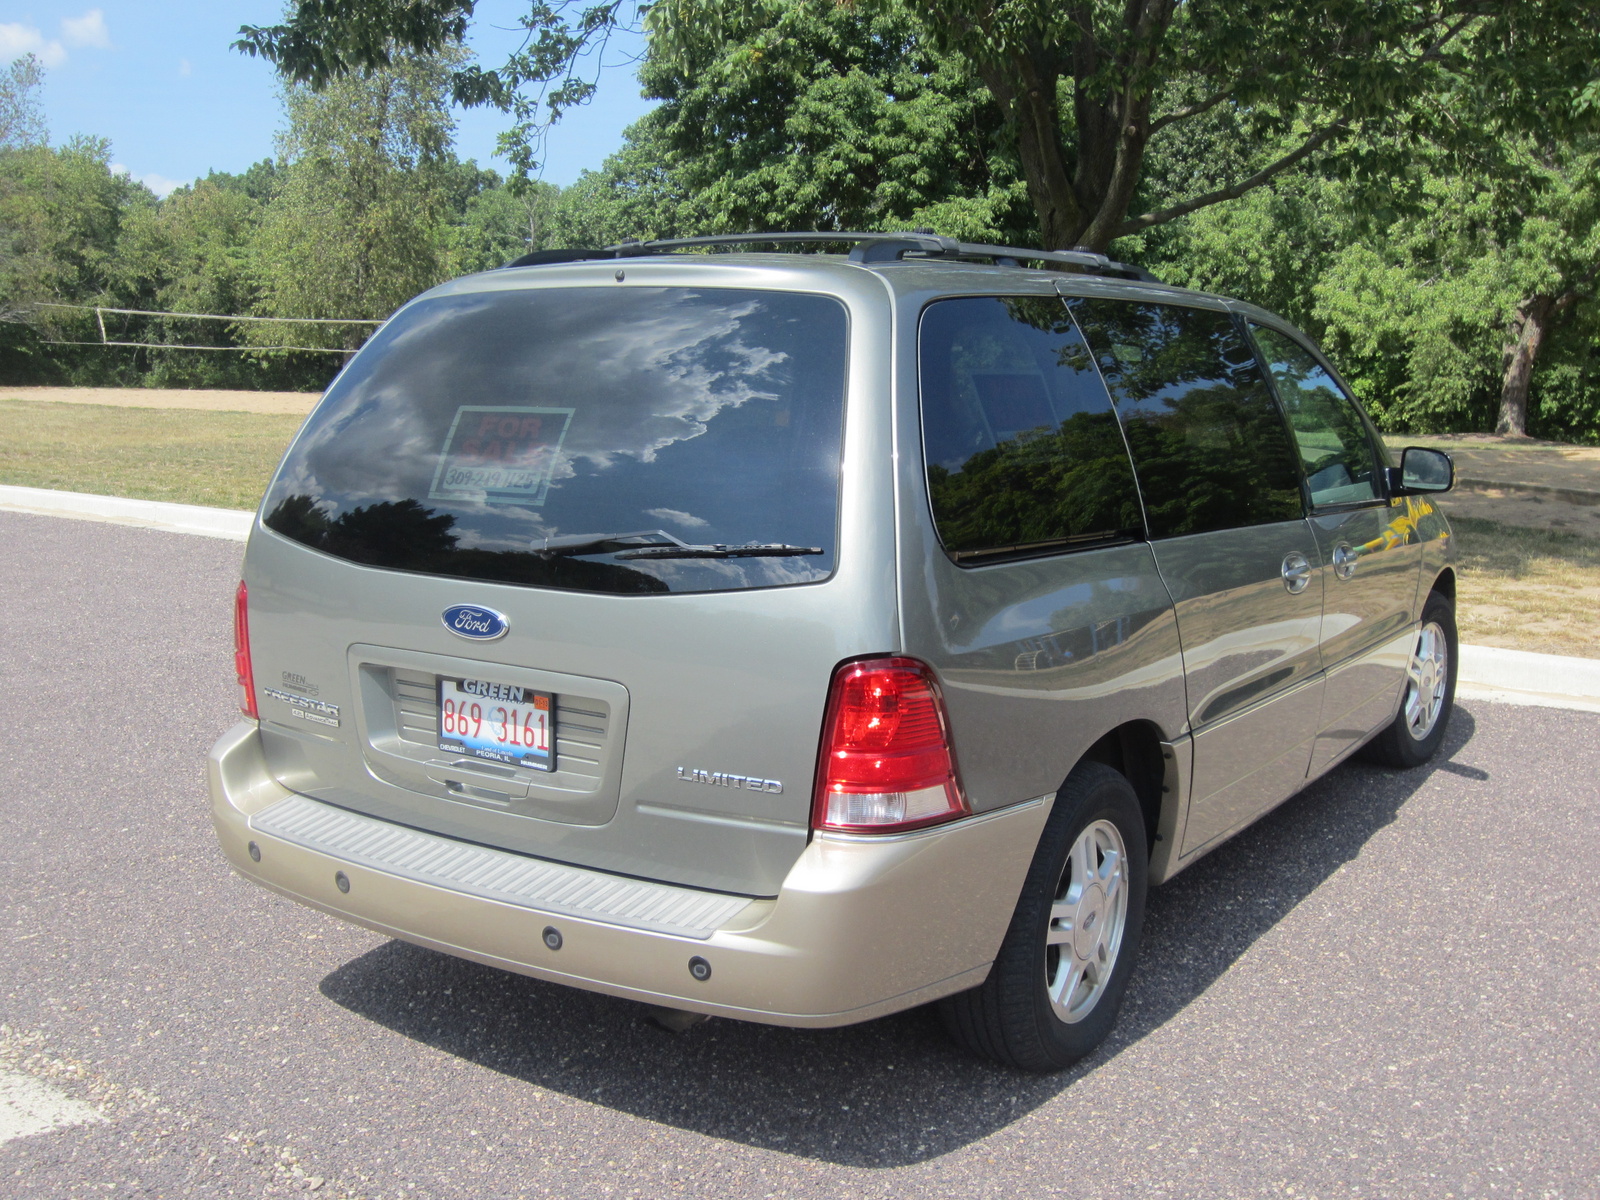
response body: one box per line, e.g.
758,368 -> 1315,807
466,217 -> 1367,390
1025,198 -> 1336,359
973,57 -> 1086,251
1496,295 -> 1554,436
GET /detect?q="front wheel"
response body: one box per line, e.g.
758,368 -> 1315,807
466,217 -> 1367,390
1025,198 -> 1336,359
1362,589 -> 1458,768
940,761 -> 1148,1072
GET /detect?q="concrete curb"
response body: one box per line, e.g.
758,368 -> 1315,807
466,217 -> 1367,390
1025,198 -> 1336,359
1455,645 -> 1600,714
0,484 -> 254,542
2,485 -> 1597,713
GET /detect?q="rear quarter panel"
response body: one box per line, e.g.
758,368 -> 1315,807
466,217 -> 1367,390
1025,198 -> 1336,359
887,277 -> 1188,813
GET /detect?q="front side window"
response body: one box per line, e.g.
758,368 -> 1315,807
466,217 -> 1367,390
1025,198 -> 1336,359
919,296 -> 1145,563
262,287 -> 848,595
1068,299 -> 1303,539
1250,324 -> 1380,507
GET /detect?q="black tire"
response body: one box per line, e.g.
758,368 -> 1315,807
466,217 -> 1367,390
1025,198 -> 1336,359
940,761 -> 1148,1072
1362,589 -> 1458,768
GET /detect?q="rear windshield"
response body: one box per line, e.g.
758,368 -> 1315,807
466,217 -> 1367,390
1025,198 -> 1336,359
262,287 -> 849,595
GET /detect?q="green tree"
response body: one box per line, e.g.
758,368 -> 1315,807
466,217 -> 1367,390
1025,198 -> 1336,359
1157,135 -> 1600,440
1312,142 -> 1600,439
0,136 -> 149,373
249,51 -> 464,351
105,179 -> 278,387
636,1 -> 1026,239
438,161 -> 558,273
238,1 -> 1600,252
0,54 -> 47,149
543,114 -> 714,246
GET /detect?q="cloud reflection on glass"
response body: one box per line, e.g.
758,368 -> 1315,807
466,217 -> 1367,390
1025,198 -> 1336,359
263,287 -> 848,594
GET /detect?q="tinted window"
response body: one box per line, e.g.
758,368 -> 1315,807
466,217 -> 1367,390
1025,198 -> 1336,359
262,287 -> 848,594
919,296 -> 1144,562
1251,324 -> 1380,506
1068,299 -> 1303,539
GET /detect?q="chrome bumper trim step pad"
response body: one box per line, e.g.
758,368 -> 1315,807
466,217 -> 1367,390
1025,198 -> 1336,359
249,796 -> 752,939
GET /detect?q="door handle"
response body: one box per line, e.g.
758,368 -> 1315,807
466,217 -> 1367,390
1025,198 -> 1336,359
1332,542 -> 1358,580
1282,551 -> 1312,594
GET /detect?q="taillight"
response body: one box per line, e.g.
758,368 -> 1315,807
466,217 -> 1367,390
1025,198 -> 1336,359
234,580 -> 257,719
813,657 -> 969,833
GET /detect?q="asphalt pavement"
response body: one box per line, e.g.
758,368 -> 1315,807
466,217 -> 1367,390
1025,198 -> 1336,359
1,510 -> 1596,1199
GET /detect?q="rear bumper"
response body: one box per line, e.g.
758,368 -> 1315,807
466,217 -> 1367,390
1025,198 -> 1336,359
208,721 -> 1050,1027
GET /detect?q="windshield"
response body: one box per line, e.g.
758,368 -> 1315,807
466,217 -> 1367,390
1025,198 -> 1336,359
261,286 -> 849,594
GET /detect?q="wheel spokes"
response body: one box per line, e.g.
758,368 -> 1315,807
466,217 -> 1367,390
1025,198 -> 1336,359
1045,818 -> 1133,1024
1049,954 -> 1090,1015
1047,898 -> 1075,946
1402,620 -> 1449,741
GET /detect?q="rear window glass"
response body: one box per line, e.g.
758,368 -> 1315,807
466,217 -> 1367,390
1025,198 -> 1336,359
1067,299 -> 1303,539
919,296 -> 1145,563
262,287 -> 848,594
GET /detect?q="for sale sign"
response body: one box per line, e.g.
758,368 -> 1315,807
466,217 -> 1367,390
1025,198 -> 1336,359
428,405 -> 574,506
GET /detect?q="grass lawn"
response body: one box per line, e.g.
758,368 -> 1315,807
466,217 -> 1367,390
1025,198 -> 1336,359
1449,516 -> 1600,659
2,399 -> 1597,657
0,400 -> 302,510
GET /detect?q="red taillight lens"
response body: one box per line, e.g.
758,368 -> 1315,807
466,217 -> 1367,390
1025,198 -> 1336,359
813,657 -> 968,833
234,580 -> 257,719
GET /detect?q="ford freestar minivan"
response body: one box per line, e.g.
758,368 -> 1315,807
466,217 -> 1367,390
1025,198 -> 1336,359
210,233 -> 1457,1071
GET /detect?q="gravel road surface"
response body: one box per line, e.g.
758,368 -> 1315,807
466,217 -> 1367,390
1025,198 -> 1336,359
1,511 -> 1596,1199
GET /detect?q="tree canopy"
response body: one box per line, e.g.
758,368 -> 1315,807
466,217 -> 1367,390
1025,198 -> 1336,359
237,0 -> 1600,251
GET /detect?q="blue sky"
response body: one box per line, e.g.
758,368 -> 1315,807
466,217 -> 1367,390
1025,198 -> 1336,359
6,2 -> 656,196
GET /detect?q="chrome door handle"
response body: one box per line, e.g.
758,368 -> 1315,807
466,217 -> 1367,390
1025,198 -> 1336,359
1332,543 -> 1358,580
1282,551 -> 1312,594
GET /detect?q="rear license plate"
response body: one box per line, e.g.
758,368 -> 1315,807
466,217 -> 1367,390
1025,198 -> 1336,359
437,678 -> 555,771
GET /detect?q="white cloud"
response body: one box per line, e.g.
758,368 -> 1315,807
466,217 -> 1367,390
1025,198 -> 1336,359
61,9 -> 111,49
111,164 -> 185,199
178,58 -> 191,77
0,23 -> 67,68
645,508 -> 709,529
0,10 -> 111,69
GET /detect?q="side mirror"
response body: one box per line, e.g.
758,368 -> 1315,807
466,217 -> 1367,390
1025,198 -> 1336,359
1384,446 -> 1454,496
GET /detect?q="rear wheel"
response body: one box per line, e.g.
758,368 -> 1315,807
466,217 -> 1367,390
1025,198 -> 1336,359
1362,589 -> 1457,768
940,761 -> 1148,1072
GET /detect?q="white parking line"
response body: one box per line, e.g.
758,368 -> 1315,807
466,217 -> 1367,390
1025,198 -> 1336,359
0,1069 -> 105,1144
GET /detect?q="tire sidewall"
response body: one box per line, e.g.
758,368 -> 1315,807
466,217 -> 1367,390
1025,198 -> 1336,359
1018,765 -> 1149,1067
1397,592 -> 1459,766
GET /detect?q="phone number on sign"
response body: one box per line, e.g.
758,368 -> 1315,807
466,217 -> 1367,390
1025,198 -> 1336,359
440,465 -> 545,491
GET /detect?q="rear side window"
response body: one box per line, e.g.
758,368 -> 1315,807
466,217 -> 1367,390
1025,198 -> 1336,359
1250,324 -> 1380,507
1068,299 -> 1303,539
918,296 -> 1144,563
262,287 -> 848,595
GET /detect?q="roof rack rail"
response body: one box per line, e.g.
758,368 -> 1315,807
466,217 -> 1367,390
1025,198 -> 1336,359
503,232 -> 1159,283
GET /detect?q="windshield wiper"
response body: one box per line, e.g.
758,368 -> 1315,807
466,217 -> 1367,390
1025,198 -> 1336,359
535,529 -> 682,557
536,529 -> 822,560
614,543 -> 823,560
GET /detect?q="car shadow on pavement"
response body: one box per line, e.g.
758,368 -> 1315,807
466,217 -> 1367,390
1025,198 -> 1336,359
319,709 -> 1478,1168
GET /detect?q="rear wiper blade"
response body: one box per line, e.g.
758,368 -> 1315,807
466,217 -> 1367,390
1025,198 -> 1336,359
535,529 -> 685,558
614,543 -> 824,560
535,529 -> 823,560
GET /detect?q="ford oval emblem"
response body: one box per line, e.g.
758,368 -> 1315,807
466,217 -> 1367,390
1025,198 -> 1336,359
441,604 -> 509,641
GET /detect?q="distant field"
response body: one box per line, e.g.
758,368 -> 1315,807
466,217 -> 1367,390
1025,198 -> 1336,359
0,399 -> 302,510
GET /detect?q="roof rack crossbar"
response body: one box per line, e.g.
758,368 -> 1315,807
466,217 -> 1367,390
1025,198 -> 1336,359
503,231 -> 1158,282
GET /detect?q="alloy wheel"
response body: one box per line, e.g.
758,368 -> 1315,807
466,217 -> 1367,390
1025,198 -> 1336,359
1045,819 -> 1130,1024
